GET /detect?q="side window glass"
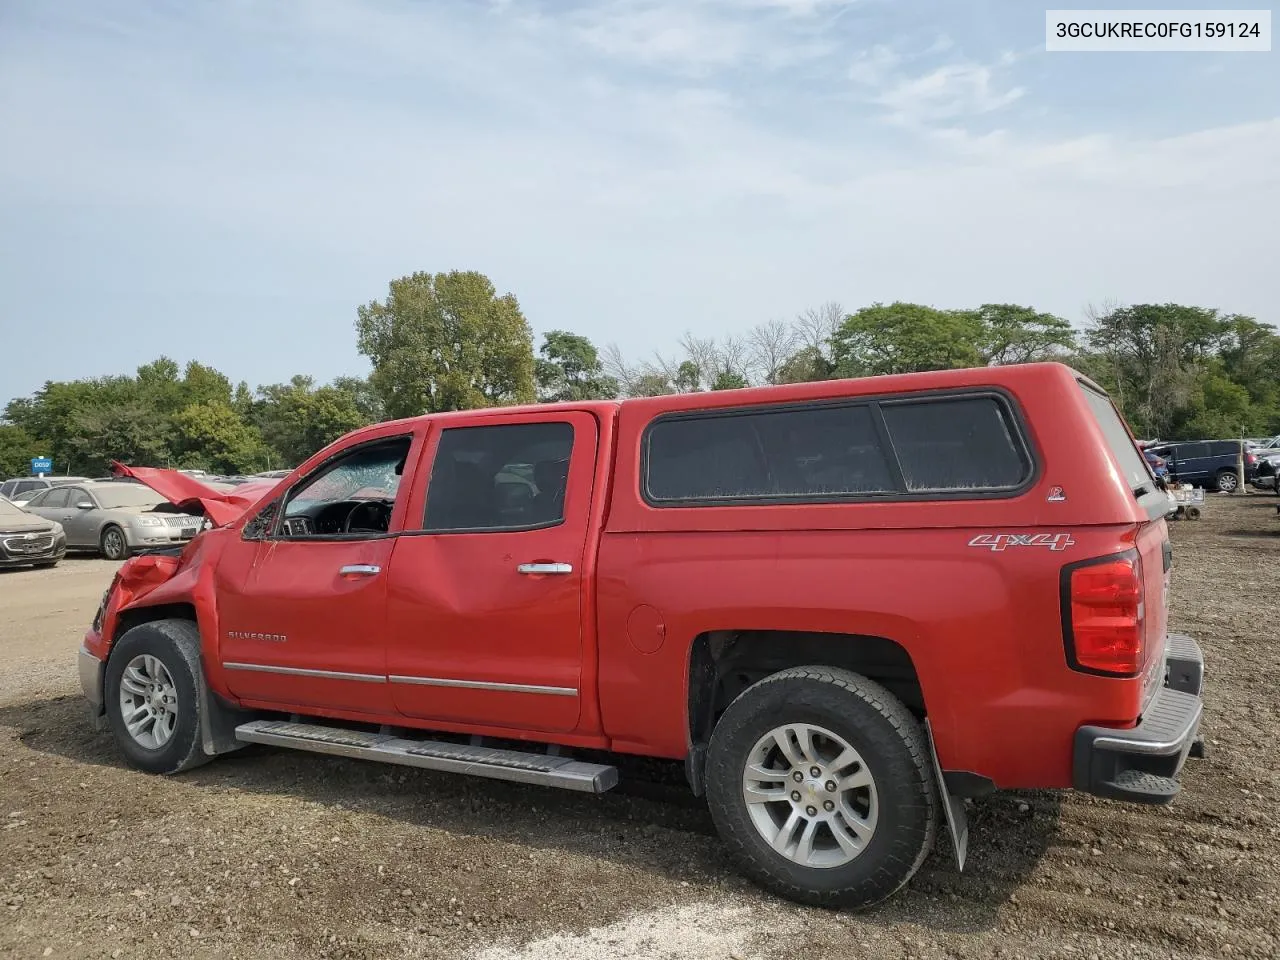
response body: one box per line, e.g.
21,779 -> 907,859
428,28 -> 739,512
880,397 -> 1031,492
69,490 -> 94,508
424,422 -> 575,532
279,437 -> 412,538
645,405 -> 896,503
42,489 -> 70,509
23,490 -> 48,507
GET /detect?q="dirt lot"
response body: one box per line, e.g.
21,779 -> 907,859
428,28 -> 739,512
2,496 -> 1278,960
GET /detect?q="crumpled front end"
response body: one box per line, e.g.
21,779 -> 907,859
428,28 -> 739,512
81,550 -> 187,728
110,461 -> 276,527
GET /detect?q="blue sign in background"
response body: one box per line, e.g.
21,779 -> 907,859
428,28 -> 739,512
30,457 -> 53,475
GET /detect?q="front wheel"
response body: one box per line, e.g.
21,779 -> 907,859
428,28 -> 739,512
104,619 -> 210,774
705,666 -> 938,909
100,524 -> 129,560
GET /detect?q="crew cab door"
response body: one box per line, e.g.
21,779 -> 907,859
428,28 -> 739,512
385,411 -> 597,733
212,427 -> 423,717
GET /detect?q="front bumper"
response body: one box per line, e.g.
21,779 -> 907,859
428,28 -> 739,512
79,643 -> 107,731
1073,634 -> 1204,804
0,534 -> 66,566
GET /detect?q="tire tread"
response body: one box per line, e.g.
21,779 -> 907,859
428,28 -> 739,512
706,665 -> 939,908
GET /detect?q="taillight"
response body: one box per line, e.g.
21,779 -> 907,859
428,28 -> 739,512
1061,552 -> 1145,677
1246,453 -> 1256,465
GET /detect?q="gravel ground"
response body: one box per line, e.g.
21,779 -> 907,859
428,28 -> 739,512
1,495 -> 1278,960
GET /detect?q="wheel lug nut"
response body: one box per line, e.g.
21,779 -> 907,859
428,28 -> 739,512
810,767 -> 821,778
791,791 -> 802,802
823,800 -> 835,812
805,806 -> 817,817
825,780 -> 836,792
792,771 -> 804,782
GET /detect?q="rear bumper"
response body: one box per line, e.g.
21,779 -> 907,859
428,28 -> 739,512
1073,634 -> 1204,804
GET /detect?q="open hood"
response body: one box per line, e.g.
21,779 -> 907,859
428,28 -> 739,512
110,462 -> 279,527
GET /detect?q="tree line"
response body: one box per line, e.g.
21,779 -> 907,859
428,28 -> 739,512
3,269 -> 1277,477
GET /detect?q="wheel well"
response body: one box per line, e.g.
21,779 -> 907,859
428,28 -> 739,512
111,603 -> 198,647
686,629 -> 925,783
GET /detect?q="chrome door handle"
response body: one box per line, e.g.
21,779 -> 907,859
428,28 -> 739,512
339,564 -> 382,576
517,562 -> 573,575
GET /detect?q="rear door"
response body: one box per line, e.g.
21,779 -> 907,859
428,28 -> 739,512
384,411 -> 597,734
62,487 -> 99,547
26,487 -> 69,525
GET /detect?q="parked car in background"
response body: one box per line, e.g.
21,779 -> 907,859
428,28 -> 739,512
1143,448 -> 1169,480
1144,440 -> 1256,492
1253,457 -> 1278,492
0,494 -> 67,568
1,476 -> 92,503
23,481 -> 205,560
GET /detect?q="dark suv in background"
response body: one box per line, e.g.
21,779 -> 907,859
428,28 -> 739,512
1145,440 -> 1256,492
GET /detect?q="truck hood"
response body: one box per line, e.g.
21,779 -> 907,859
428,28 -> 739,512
110,462 -> 277,527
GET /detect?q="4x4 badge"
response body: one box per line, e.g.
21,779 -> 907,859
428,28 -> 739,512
968,533 -> 1076,552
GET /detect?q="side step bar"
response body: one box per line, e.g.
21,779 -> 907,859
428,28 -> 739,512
235,720 -> 619,794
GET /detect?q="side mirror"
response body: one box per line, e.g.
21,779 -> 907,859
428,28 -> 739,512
77,502 -> 94,510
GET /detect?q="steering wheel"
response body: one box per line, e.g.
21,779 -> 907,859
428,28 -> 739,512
342,500 -> 391,533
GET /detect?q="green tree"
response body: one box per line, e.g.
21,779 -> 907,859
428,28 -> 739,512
254,376 -> 369,468
535,331 -> 619,402
971,304 -> 1077,365
331,375 -> 385,422
172,402 -> 267,473
356,270 -> 536,417
628,372 -> 673,397
65,401 -> 171,474
0,424 -> 46,478
711,369 -> 749,391
1085,304 -> 1229,439
831,302 -> 984,377
774,346 -> 835,384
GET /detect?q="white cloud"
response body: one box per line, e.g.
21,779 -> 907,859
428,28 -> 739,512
0,0 -> 1275,397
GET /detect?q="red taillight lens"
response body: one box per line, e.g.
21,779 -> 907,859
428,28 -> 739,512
1246,453 -> 1256,464
1063,555 -> 1145,676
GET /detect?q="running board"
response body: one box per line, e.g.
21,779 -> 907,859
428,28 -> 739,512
234,720 -> 619,794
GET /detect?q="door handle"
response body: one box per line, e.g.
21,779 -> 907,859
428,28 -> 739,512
339,564 -> 382,577
517,562 -> 573,575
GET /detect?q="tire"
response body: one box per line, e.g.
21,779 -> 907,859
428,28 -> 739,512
1215,470 -> 1239,493
104,619 -> 210,775
100,524 -> 129,561
705,666 -> 938,909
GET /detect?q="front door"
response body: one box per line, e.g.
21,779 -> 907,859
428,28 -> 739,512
214,430 -> 420,717
385,412 -> 597,733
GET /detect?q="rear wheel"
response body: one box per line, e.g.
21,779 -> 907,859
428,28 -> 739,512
100,524 -> 128,560
1214,470 -> 1239,493
104,619 -> 210,775
705,666 -> 938,908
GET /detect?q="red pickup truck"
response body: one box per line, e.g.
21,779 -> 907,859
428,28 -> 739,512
79,362 -> 1205,908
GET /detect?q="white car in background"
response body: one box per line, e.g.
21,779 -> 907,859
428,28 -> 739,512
22,481 -> 205,561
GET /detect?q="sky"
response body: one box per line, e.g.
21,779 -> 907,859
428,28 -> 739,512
1,0 -> 1277,403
